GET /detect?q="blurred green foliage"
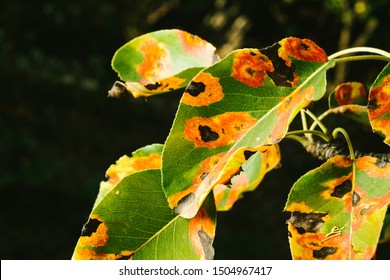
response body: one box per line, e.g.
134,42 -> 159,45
1,0 -> 389,259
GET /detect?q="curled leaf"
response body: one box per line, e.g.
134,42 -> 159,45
109,29 -> 219,98
94,144 -> 163,208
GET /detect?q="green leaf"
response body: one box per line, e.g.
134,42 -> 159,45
162,37 -> 335,218
109,29 -> 219,98
368,63 -> 390,145
285,155 -> 390,260
72,169 -> 216,260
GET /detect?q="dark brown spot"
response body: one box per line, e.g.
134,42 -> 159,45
81,218 -> 102,237
360,205 -> 372,215
313,246 -> 337,259
185,81 -> 206,97
375,158 -> 387,168
144,82 -> 162,90
261,42 -> 296,87
367,98 -> 379,110
199,125 -> 219,142
331,180 -> 352,198
299,42 -> 310,51
198,229 -> 215,260
287,211 -> 327,233
352,191 -> 361,207
174,193 -> 195,214
249,51 -> 257,56
245,67 -> 256,76
200,172 -> 209,180
244,150 -> 257,160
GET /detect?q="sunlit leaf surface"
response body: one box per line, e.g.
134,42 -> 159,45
368,63 -> 390,145
72,169 -> 216,260
162,37 -> 334,218
109,29 -> 219,98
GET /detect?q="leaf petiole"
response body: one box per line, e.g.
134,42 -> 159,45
332,128 -> 355,160
328,47 -> 390,60
286,129 -> 332,143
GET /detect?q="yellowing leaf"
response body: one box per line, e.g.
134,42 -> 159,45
285,155 -> 390,260
109,29 -> 219,98
368,63 -> 390,145
214,144 -> 281,211
94,144 -> 162,208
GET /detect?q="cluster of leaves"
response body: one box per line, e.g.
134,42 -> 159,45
72,29 -> 390,260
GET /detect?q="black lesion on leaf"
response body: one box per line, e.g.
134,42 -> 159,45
299,42 -> 310,51
198,229 -> 215,260
287,211 -> 327,233
313,246 -> 337,259
331,179 -> 352,198
261,42 -> 296,87
144,82 -> 162,90
185,81 -> 206,97
81,218 -> 102,237
174,193 -> 195,214
198,125 -> 219,142
200,172 -> 209,180
221,167 -> 243,187
352,191 -> 361,207
244,150 -> 257,160
367,98 -> 380,110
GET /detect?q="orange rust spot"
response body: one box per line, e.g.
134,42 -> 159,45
167,185 -> 197,209
189,207 -> 216,259
102,154 -> 162,191
73,249 -> 134,260
281,38 -> 328,62
288,223 -> 349,260
334,82 -> 367,106
286,202 -> 314,213
356,156 -> 390,178
369,76 -> 390,142
183,112 -> 257,148
232,49 -> 274,87
78,214 -> 109,248
177,30 -> 216,64
137,38 -> 172,84
182,72 -> 224,106
269,86 -> 314,142
321,175 -> 352,197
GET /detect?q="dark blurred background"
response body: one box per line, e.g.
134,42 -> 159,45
1,0 -> 389,259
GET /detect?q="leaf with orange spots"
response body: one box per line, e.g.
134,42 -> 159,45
162,37 -> 335,218
214,144 -> 281,211
72,169 -> 216,260
327,82 -> 370,126
94,144 -> 163,208
285,155 -> 390,260
368,63 -> 390,145
109,29 -> 219,98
